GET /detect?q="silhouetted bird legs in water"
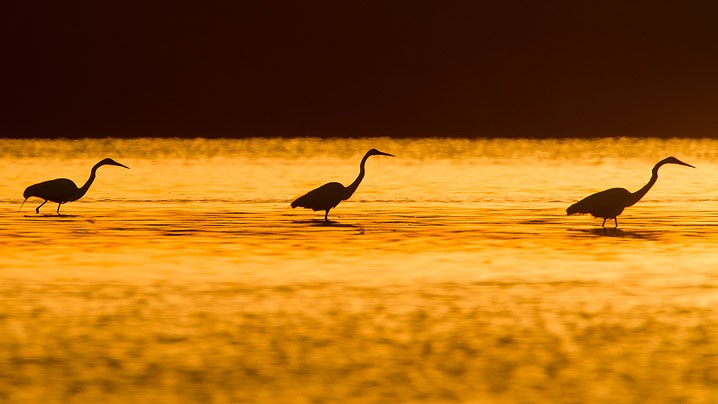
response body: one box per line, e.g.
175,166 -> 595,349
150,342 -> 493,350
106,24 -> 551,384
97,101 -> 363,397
21,158 -> 130,215
32,201 -> 66,215
566,156 -> 694,228
291,149 -> 395,221
35,200 -> 47,214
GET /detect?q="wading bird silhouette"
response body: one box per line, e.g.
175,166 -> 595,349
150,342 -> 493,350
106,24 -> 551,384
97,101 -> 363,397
291,149 -> 394,221
566,156 -> 694,228
20,158 -> 130,215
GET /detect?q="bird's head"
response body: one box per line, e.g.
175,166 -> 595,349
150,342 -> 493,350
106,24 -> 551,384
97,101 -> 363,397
659,156 -> 695,169
367,149 -> 395,158
98,158 -> 130,169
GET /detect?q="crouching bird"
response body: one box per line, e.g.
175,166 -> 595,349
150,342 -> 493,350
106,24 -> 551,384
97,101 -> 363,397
566,156 -> 694,228
21,158 -> 130,215
291,149 -> 394,221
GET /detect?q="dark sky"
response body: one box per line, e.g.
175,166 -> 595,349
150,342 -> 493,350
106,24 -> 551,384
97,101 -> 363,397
4,1 -> 718,138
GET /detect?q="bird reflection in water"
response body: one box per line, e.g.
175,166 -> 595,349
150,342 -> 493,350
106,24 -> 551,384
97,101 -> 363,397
291,149 -> 394,221
20,158 -> 130,215
571,227 -> 662,240
567,157 -> 694,228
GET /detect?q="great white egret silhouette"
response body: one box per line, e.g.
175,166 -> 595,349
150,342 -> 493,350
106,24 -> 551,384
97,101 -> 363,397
291,149 -> 395,221
566,156 -> 694,228
20,158 -> 130,215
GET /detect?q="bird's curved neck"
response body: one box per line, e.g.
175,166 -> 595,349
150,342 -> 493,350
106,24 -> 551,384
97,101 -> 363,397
344,153 -> 370,200
75,162 -> 102,200
626,163 -> 661,207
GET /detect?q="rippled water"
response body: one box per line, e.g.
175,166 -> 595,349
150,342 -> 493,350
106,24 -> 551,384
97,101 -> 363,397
1,138 -> 717,403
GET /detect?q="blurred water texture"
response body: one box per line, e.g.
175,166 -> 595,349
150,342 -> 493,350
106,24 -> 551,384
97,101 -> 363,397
0,138 -> 717,403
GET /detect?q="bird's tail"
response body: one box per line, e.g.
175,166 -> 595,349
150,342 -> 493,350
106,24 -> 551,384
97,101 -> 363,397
18,197 -> 28,213
566,203 -> 580,215
291,195 -> 308,209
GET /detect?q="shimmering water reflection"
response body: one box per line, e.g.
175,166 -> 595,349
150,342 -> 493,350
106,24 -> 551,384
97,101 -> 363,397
1,138 -> 717,403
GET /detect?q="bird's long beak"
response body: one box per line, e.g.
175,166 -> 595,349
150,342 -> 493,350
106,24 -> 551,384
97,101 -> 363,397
378,151 -> 395,157
18,197 -> 28,213
678,160 -> 695,168
115,162 -> 130,169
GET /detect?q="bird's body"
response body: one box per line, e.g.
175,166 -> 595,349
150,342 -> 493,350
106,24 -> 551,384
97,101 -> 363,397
291,149 -> 394,221
21,158 -> 130,215
566,156 -> 694,227
25,178 -> 82,204
291,182 -> 348,213
566,187 -> 632,227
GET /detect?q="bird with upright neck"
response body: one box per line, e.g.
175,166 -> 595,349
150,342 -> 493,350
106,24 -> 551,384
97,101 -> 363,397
291,149 -> 395,221
566,156 -> 694,228
21,158 -> 130,215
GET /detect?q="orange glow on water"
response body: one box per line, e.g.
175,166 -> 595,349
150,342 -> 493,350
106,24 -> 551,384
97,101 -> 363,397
0,138 -> 717,402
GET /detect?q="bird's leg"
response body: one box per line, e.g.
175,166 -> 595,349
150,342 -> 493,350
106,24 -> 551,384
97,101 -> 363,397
614,217 -> 618,228
601,218 -> 607,228
57,203 -> 64,216
35,200 -> 47,214
324,210 -> 329,222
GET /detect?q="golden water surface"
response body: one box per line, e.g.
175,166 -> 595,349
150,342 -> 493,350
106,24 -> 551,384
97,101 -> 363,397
0,138 -> 717,403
